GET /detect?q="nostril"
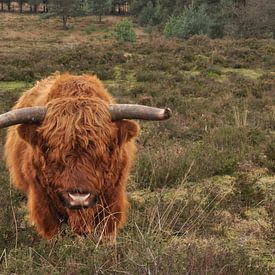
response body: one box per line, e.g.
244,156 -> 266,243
91,196 -> 98,206
68,193 -> 91,201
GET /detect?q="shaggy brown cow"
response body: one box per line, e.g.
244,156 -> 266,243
1,73 -> 171,241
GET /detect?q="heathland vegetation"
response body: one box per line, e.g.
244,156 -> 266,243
0,3 -> 274,274
1,0 -> 274,38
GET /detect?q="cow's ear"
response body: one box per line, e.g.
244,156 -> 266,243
17,124 -> 41,147
115,120 -> 139,145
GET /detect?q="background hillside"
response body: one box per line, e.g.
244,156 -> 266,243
1,0 -> 274,38
0,13 -> 274,274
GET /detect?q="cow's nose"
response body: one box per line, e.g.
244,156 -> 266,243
58,191 -> 98,210
68,192 -> 91,206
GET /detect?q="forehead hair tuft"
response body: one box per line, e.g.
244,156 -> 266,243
38,97 -> 115,155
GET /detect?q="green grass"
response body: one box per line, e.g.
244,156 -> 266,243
0,81 -> 32,91
83,25 -> 97,35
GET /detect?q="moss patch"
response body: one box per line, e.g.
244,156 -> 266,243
221,68 -> 264,79
0,81 -> 32,91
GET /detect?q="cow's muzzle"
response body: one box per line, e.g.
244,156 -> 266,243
58,192 -> 98,210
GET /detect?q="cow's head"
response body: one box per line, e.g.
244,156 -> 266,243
1,97 -> 171,211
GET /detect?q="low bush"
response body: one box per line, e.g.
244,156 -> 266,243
164,5 -> 212,39
113,19 -> 136,42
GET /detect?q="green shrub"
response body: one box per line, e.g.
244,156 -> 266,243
208,20 -> 225,39
113,19 -> 136,42
164,5 -> 212,39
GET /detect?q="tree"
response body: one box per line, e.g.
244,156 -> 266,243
17,0 -> 24,13
28,0 -> 40,12
4,0 -> 11,11
42,0 -> 48,12
89,0 -> 111,22
222,0 -> 275,38
49,0 -> 86,29
50,0 -> 73,29
138,1 -> 163,26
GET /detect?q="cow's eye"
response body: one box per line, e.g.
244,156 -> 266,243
42,144 -> 50,155
108,146 -> 114,154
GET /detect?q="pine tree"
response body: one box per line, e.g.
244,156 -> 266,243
88,0 -> 111,22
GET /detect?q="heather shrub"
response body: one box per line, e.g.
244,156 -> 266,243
136,70 -> 160,82
134,126 -> 267,189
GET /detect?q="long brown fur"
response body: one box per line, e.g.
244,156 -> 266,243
4,73 -> 139,240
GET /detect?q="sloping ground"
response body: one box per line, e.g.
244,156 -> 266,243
0,14 -> 274,274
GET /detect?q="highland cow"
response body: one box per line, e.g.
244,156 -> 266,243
1,73 -> 171,241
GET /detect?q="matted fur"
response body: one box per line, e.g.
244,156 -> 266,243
4,73 -> 139,240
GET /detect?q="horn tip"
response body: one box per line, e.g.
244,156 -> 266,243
164,108 -> 172,119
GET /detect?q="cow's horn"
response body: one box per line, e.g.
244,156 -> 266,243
109,104 -> 172,121
0,104 -> 172,128
0,107 -> 46,129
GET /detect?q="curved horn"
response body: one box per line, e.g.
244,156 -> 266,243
0,107 -> 46,129
0,104 -> 172,129
109,104 -> 172,121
